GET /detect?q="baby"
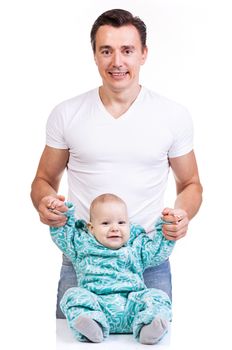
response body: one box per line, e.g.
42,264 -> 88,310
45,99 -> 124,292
50,193 -> 175,345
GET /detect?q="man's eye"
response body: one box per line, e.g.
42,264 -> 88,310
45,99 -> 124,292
101,50 -> 111,56
124,49 -> 133,55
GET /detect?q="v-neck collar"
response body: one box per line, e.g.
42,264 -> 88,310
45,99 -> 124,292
95,86 -> 145,121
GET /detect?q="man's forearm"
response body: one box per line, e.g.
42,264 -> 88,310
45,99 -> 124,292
31,177 -> 58,210
174,183 -> 203,220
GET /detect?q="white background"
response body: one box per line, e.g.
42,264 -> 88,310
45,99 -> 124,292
1,1 -> 232,349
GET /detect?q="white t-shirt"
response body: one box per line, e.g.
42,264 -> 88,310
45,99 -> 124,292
46,87 -> 193,232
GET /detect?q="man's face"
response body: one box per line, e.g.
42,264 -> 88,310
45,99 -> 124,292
94,25 -> 147,92
88,201 -> 130,250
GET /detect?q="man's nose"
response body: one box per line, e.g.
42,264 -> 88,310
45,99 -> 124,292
112,51 -> 123,68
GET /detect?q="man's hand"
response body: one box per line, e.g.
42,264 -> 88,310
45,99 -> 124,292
38,194 -> 68,227
161,207 -> 189,241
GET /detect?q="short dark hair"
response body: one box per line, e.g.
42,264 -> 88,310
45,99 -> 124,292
90,9 -> 147,52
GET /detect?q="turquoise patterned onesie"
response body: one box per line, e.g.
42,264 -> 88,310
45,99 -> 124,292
50,203 -> 175,341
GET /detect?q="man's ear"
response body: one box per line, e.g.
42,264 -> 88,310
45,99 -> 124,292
141,45 -> 148,65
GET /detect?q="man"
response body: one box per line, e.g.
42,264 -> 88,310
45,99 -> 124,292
31,9 -> 202,319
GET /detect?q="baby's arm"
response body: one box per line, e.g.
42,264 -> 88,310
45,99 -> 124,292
50,202 -> 77,262
140,218 -> 175,268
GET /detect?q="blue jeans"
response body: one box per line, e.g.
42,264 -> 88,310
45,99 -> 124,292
56,254 -> 172,319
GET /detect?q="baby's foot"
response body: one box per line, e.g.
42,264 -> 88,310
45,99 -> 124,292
75,315 -> 103,343
139,318 -> 168,345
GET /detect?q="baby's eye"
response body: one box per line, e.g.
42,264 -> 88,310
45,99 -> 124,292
118,221 -> 126,225
101,222 -> 109,225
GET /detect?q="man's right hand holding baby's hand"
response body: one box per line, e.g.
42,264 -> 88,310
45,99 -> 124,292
38,195 -> 68,227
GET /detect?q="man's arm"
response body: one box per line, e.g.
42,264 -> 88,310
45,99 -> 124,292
31,145 -> 70,227
162,150 -> 203,240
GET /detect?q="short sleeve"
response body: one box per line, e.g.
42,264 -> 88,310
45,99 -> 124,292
46,104 -> 68,149
168,107 -> 194,158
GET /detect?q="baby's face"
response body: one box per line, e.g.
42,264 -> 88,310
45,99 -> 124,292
88,201 -> 130,249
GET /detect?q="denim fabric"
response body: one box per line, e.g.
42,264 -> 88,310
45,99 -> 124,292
56,254 -> 172,319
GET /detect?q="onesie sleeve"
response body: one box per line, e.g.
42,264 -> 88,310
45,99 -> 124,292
50,202 -> 80,263
140,219 -> 175,269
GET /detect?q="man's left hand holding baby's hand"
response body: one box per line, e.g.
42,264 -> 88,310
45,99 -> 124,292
161,208 -> 189,241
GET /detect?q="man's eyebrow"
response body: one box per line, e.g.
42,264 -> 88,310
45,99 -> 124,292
99,45 -> 112,50
98,45 -> 135,50
121,45 -> 135,50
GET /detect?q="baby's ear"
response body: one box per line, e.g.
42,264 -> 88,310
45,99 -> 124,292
87,222 -> 94,233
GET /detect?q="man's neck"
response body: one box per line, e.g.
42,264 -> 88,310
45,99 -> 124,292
99,84 -> 141,118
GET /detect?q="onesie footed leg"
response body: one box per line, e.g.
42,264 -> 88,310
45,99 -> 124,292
75,315 -> 104,343
139,318 -> 168,345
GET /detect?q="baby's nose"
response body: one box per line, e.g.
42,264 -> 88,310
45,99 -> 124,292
110,223 -> 119,231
